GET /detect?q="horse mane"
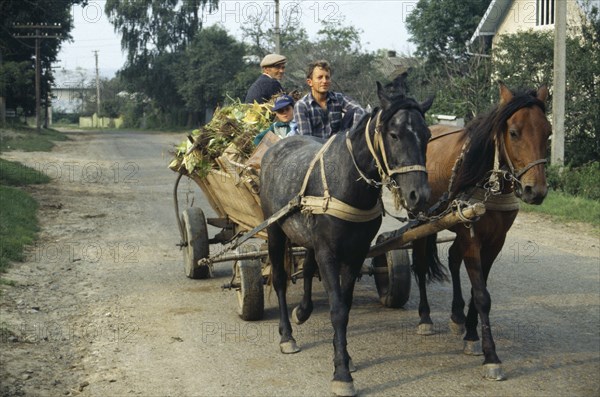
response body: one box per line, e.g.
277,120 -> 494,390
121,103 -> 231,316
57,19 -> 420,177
452,89 -> 546,193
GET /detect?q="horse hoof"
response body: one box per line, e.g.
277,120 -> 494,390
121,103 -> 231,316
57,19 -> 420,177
331,380 -> 356,396
349,359 -> 357,373
483,363 -> 506,381
292,306 -> 305,325
463,340 -> 483,355
449,319 -> 465,335
416,323 -> 435,335
280,340 -> 301,354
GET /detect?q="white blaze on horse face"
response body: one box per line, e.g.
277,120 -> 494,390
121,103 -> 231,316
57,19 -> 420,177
406,112 -> 420,147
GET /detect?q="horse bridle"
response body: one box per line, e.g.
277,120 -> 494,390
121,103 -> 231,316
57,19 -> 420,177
498,134 -> 547,180
490,129 -> 547,193
346,109 -> 427,188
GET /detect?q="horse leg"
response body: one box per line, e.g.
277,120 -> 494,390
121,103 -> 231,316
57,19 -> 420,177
340,261 -> 361,374
316,251 -> 356,396
292,249 -> 316,325
448,240 -> 466,335
462,239 -> 506,380
267,224 -> 300,354
411,238 -> 435,335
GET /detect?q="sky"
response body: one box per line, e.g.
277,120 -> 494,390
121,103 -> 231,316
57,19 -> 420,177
54,0 -> 418,77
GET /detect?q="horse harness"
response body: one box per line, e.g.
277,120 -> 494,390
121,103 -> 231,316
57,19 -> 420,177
298,109 -> 427,222
431,125 -> 546,213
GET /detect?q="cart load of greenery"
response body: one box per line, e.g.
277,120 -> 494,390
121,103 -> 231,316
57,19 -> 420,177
169,99 -> 273,177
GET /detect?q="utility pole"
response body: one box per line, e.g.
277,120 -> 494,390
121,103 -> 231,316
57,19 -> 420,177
13,23 -> 61,133
274,0 -> 281,54
552,0 -> 566,167
93,50 -> 101,126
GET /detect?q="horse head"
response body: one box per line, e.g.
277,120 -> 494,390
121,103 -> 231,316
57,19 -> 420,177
373,78 -> 433,212
497,82 -> 551,204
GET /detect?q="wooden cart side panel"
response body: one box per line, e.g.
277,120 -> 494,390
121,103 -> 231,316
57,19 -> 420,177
189,173 -> 227,219
200,170 -> 264,228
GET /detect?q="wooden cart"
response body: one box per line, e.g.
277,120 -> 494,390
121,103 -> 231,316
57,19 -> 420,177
173,138 -> 485,321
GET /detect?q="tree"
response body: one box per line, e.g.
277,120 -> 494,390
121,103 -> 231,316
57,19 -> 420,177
104,0 -> 221,127
403,0 -> 491,121
173,26 -> 247,124
240,16 -> 386,107
493,31 -> 554,90
405,0 -> 488,65
105,0 -> 219,62
0,0 -> 87,120
477,8 -> 599,166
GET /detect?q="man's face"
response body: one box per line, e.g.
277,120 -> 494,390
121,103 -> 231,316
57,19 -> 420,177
264,63 -> 286,80
307,67 -> 331,94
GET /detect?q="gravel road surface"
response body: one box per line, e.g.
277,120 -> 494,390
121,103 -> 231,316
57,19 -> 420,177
1,130 -> 598,397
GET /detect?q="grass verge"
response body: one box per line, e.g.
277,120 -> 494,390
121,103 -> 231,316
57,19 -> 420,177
520,190 -> 600,230
0,158 -> 50,186
0,127 -> 55,276
0,185 -> 40,272
0,127 -> 68,152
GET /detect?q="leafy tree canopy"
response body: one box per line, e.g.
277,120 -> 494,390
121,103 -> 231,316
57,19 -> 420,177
406,0 -> 488,64
0,0 -> 87,116
105,0 -> 219,62
174,25 -> 246,114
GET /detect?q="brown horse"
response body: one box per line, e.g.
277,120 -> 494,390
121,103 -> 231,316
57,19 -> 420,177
411,82 -> 551,381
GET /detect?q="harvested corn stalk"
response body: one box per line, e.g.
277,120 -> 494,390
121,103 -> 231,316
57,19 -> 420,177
169,98 -> 274,177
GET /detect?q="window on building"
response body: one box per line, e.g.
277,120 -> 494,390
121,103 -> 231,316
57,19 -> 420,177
536,0 -> 555,26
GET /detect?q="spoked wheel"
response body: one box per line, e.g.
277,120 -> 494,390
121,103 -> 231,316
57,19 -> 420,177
181,208 -> 211,279
372,234 -> 412,308
234,246 -> 264,321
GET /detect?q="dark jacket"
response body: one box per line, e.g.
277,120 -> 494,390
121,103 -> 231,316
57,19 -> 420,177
245,74 -> 283,104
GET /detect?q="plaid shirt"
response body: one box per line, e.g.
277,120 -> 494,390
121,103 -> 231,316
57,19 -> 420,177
294,91 -> 365,138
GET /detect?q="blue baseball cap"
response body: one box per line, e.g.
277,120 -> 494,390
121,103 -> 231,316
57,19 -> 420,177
272,95 -> 294,111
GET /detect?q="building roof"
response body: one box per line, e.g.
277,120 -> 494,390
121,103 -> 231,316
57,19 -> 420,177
469,0 -> 512,45
470,0 -> 592,45
376,51 -> 410,80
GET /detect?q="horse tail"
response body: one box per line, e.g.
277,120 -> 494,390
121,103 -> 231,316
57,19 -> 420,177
412,233 -> 448,283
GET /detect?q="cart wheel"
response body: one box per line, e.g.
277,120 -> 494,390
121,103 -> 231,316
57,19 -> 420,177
235,247 -> 264,321
372,240 -> 411,308
181,208 -> 211,279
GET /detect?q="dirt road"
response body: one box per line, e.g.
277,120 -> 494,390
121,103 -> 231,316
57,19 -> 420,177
1,130 -> 598,397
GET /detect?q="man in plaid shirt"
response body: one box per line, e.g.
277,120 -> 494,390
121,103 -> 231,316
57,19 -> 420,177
293,60 -> 366,139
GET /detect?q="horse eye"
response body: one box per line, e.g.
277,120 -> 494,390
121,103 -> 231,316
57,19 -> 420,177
509,129 -> 519,138
389,132 -> 400,140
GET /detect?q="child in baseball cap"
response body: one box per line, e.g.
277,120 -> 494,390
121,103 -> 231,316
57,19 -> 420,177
253,95 -> 298,145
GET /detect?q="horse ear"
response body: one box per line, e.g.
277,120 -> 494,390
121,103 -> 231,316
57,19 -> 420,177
537,85 -> 549,102
420,95 -> 435,113
498,81 -> 513,105
377,81 -> 391,109
392,72 -> 409,96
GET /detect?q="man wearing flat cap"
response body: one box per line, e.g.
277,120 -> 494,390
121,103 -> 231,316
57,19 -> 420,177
245,53 -> 287,104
